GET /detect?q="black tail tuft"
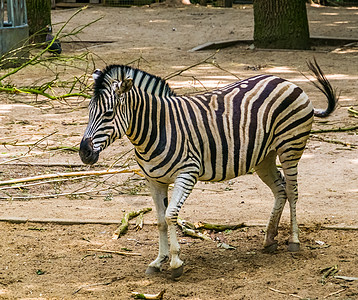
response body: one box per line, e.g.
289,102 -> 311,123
306,58 -> 338,117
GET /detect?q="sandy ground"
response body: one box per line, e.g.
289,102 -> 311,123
0,3 -> 357,299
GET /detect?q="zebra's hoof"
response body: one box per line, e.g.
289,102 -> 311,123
263,242 -> 278,253
145,266 -> 161,275
288,242 -> 300,252
171,265 -> 184,280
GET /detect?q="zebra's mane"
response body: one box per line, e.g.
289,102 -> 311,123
93,65 -> 176,97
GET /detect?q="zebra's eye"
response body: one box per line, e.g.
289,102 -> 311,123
103,110 -> 113,118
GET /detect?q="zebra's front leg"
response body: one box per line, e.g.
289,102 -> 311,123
146,180 -> 170,274
165,173 -> 197,280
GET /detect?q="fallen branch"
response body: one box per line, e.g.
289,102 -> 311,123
0,216 -> 131,225
0,131 -> 57,165
0,131 -> 58,166
132,290 -> 166,300
0,7 -> 88,82
0,168 -> 142,187
0,85 -> 90,100
0,188 -> 110,200
321,265 -> 339,285
164,51 -> 218,80
348,106 -> 358,117
310,134 -> 356,147
177,218 -> 212,241
0,176 -> 90,191
193,221 -> 247,231
334,275 -> 358,281
72,276 -> 124,295
268,287 -> 303,299
112,208 -> 152,239
135,213 -> 144,231
177,218 -> 247,232
0,8 -> 102,105
85,248 -> 141,256
323,288 -> 346,299
321,225 -> 358,231
268,287 -> 286,295
48,146 -> 80,152
2,216 -> 357,232
311,125 -> 358,134
0,154 -> 36,165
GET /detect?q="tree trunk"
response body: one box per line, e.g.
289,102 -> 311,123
26,0 -> 51,43
253,0 -> 310,50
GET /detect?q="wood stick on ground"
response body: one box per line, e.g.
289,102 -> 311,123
0,131 -> 57,166
194,221 -> 247,231
112,208 -> 152,239
72,276 -> 124,295
268,287 -> 288,295
268,287 -> 304,299
0,176 -> 90,191
132,290 -> 166,300
321,265 -> 339,285
85,248 -> 141,256
323,288 -> 346,299
178,218 -> 247,232
0,168 -> 142,187
310,134 -> 356,147
0,154 -> 36,165
177,218 -> 212,241
348,107 -> 358,117
0,188 -> 110,200
135,213 -> 144,231
310,125 -> 358,134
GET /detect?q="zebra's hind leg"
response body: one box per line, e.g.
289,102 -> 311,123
146,180 -> 170,274
255,151 -> 287,253
281,163 -> 301,252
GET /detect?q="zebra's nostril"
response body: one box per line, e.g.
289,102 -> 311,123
80,137 -> 93,153
79,137 -> 99,165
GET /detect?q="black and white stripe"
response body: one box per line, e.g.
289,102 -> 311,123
80,60 -> 337,278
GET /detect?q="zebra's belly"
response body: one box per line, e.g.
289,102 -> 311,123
197,150 -> 268,182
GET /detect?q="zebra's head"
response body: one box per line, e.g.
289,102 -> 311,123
79,67 -> 133,165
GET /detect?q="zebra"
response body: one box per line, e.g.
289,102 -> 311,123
79,60 -> 337,279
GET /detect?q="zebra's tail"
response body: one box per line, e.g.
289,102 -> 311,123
306,58 -> 339,118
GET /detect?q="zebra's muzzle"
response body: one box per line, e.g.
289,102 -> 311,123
79,137 -> 99,165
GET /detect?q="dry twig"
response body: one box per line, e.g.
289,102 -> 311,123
132,290 -> 166,300
0,7 -> 101,102
177,218 -> 212,241
72,276 -> 124,295
348,106 -> 358,117
323,288 -> 346,299
0,131 -> 57,166
311,125 -> 358,134
268,287 -> 303,299
0,168 -> 142,187
321,265 -> 339,285
112,208 -> 152,239
193,221 -> 247,231
85,248 -> 141,256
310,134 -> 356,147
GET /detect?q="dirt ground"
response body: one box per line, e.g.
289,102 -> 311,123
0,3 -> 357,299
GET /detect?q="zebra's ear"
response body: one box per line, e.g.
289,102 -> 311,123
116,77 -> 133,94
92,69 -> 102,82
